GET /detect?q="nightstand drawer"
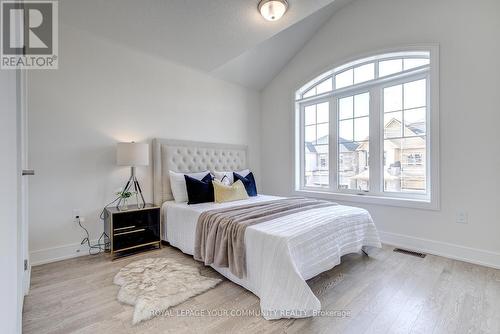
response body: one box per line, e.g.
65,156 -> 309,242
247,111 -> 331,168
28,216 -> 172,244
113,227 -> 159,251
114,227 -> 145,236
112,209 -> 159,230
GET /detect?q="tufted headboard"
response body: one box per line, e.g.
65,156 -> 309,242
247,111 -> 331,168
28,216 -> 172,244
152,139 -> 248,205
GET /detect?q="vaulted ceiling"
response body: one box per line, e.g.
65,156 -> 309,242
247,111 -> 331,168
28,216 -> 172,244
62,0 -> 351,90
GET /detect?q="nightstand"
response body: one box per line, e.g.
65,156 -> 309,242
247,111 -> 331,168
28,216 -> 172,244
103,204 -> 161,259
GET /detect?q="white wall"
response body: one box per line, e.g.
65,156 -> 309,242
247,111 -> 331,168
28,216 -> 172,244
28,22 -> 261,264
0,71 -> 21,333
261,0 -> 500,267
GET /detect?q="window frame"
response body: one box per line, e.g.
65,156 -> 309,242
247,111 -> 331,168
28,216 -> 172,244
294,46 -> 440,210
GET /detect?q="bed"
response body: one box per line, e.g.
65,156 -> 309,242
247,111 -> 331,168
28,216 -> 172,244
152,139 -> 382,320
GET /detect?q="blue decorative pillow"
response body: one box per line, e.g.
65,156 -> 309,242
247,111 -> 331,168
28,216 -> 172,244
184,173 -> 214,204
233,172 -> 257,197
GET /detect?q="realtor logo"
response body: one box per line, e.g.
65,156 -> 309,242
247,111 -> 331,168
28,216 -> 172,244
1,0 -> 58,69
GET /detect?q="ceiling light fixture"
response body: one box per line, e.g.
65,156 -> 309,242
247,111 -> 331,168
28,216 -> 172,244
258,0 -> 288,21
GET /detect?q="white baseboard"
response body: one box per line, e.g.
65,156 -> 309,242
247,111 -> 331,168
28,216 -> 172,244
379,231 -> 500,269
30,239 -> 99,266
31,232 -> 500,270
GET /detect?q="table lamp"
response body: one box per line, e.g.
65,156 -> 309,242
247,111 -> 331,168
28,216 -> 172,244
116,142 -> 149,207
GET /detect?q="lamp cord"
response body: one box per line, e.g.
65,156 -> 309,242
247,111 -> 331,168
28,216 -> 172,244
78,218 -> 109,256
78,196 -> 122,256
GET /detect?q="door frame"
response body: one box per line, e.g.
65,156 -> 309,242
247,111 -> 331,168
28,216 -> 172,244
17,69 -> 30,299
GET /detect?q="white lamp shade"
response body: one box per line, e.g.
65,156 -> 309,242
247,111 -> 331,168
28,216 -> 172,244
116,142 -> 149,166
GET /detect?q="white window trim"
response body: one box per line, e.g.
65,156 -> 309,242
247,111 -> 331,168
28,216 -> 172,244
294,45 -> 440,210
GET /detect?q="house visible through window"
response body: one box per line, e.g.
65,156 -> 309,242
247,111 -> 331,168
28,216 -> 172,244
319,154 -> 328,168
296,50 -> 436,205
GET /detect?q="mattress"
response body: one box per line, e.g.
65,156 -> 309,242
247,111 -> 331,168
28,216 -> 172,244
162,195 -> 281,254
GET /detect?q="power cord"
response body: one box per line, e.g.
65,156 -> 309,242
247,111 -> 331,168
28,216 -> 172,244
77,196 -> 122,256
77,216 -> 110,255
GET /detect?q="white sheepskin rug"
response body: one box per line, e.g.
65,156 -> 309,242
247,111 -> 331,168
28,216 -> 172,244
113,257 -> 222,324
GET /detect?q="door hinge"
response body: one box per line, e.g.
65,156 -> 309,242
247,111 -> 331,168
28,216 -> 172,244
24,259 -> 28,271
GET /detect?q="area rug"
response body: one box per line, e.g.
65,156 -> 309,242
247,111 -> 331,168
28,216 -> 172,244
113,257 -> 222,324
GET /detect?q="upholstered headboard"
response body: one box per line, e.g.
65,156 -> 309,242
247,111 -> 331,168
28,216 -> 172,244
152,139 -> 248,205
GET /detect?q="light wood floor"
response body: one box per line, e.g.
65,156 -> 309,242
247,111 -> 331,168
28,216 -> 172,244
23,244 -> 500,334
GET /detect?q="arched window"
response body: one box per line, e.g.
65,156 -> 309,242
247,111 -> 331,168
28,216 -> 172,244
295,49 -> 439,208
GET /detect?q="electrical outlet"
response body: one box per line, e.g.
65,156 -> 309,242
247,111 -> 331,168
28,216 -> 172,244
456,211 -> 468,224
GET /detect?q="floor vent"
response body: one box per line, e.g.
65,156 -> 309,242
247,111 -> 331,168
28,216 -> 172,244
393,248 -> 426,258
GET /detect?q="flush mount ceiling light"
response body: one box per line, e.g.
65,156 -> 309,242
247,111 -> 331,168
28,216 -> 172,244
258,0 -> 288,21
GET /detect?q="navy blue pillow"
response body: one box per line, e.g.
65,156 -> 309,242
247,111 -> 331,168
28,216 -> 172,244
184,173 -> 214,204
233,172 -> 257,197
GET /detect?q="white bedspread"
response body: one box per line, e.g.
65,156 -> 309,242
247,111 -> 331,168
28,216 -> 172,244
162,195 -> 381,320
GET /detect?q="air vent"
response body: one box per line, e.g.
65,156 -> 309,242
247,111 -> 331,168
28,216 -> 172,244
393,248 -> 426,258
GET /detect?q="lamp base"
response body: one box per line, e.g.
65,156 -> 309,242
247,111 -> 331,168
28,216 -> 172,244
117,167 -> 146,208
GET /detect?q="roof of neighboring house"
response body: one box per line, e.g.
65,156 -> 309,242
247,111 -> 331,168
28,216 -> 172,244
306,135 -> 360,153
385,118 -> 426,137
305,142 -> 317,153
407,121 -> 425,135
317,135 -> 328,145
341,140 -> 361,151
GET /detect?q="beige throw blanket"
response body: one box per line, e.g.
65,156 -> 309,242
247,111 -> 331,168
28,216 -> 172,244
194,198 -> 337,278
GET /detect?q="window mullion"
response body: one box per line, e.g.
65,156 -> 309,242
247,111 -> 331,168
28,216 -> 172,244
426,73 -> 432,200
298,104 -> 305,190
369,87 -> 382,194
329,96 -> 338,191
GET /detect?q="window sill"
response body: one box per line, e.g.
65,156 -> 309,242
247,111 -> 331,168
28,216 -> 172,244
294,189 -> 439,211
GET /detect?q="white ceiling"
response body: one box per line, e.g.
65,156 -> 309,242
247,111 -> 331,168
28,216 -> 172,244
212,1 -> 348,90
62,0 -> 349,90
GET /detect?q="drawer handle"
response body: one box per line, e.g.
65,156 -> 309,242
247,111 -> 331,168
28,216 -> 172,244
114,226 -> 136,231
115,229 -> 145,236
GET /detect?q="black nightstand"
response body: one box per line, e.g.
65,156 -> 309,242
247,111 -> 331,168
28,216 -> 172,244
104,204 -> 161,259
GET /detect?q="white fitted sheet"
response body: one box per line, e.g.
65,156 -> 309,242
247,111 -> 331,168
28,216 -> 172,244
162,195 -> 381,320
162,195 -> 281,253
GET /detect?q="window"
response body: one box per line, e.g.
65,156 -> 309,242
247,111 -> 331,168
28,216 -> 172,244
303,101 -> 329,188
295,49 -> 438,208
383,79 -> 427,193
338,92 -> 370,191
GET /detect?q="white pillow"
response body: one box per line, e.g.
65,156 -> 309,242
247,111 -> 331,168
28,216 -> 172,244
213,169 -> 250,185
169,170 -> 210,203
